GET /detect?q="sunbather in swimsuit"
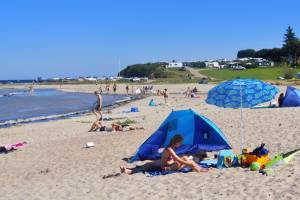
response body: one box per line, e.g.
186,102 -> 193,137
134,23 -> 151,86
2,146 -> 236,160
88,121 -> 144,132
120,134 -> 208,175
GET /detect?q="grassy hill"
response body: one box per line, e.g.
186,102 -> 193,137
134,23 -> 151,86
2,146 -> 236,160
200,67 -> 299,81
153,68 -> 196,84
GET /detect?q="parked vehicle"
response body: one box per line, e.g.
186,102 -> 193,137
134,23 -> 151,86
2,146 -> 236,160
233,65 -> 246,70
131,77 -> 141,82
277,76 -> 285,80
198,78 -> 208,84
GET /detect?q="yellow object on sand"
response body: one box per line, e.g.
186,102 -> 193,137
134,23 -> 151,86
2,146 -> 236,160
244,154 -> 269,167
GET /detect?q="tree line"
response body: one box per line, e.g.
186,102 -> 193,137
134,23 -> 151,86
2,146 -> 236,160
119,62 -> 168,78
237,26 -> 300,67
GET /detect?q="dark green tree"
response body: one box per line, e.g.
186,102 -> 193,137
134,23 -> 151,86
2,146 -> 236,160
119,62 -> 168,78
255,48 -> 285,62
237,49 -> 256,58
283,26 -> 300,67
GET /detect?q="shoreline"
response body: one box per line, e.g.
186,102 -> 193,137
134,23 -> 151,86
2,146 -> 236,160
0,92 -> 146,128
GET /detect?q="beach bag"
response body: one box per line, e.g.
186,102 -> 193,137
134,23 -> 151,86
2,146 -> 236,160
216,150 -> 238,168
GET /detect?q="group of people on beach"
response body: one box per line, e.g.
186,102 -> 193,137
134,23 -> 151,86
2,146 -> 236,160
88,88 -> 144,133
99,83 -> 118,94
89,85 -> 208,175
156,88 -> 168,104
184,86 -> 199,98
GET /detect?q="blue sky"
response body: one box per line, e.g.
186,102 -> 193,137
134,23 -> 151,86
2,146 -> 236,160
1,0 -> 300,79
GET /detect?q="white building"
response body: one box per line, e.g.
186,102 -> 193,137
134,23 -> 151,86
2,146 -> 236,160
84,77 -> 97,81
204,61 -> 220,69
257,59 -> 274,67
166,61 -> 183,68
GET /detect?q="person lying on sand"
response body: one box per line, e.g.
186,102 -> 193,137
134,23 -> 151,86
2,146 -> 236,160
88,120 -> 144,132
120,134 -> 208,174
0,142 -> 27,154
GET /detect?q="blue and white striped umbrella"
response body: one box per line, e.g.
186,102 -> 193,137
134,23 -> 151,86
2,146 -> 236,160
206,78 -> 279,150
206,79 -> 279,108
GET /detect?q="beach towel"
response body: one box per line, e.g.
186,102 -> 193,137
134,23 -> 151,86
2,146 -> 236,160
144,162 -> 212,177
251,105 -> 277,109
199,159 -> 218,168
122,107 -> 139,113
131,107 -> 139,112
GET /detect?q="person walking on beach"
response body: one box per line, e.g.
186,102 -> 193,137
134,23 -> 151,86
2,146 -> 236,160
99,86 -> 103,94
126,85 -> 129,95
113,83 -> 117,93
184,87 -> 191,98
106,84 -> 110,94
93,91 -> 102,121
163,88 -> 168,104
28,82 -> 34,96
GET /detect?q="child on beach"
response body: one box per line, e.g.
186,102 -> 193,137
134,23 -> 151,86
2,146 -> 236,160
278,93 -> 285,107
99,86 -> 103,94
120,134 -> 208,174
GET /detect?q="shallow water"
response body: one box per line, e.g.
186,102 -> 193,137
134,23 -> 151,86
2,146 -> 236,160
0,89 -> 127,125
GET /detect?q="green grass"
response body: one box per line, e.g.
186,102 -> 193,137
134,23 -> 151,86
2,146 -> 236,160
153,68 -> 198,84
200,67 -> 299,81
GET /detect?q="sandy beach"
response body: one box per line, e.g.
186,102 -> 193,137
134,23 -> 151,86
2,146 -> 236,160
0,83 -> 300,200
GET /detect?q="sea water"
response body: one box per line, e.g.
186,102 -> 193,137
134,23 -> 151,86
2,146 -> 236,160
0,88 -> 128,127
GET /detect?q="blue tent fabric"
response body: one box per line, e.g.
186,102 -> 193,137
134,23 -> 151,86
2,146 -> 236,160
282,86 -> 300,107
130,109 -> 231,162
206,79 -> 279,108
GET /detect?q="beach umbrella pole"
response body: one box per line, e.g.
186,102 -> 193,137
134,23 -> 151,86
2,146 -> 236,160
239,84 -> 244,152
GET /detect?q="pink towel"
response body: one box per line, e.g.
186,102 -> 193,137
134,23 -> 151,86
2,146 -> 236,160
3,142 -> 27,151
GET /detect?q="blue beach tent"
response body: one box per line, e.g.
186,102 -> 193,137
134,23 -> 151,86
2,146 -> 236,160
130,109 -> 231,162
282,86 -> 300,107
